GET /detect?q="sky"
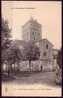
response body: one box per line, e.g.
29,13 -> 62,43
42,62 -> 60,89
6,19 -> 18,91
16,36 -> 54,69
2,1 -> 62,49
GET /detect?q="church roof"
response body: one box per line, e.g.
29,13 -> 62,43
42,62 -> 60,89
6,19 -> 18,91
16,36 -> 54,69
10,38 -> 54,48
11,40 -> 35,47
10,40 -> 27,47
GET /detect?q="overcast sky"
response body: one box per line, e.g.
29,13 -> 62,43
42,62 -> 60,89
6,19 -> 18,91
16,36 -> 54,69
2,1 -> 62,49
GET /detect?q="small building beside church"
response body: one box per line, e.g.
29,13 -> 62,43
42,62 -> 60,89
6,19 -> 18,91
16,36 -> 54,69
35,39 -> 54,70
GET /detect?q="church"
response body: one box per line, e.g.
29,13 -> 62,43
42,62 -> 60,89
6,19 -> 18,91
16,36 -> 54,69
13,17 -> 58,71
22,17 -> 54,70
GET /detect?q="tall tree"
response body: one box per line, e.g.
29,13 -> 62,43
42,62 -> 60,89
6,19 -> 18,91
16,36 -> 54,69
1,18 -> 11,49
23,41 -> 40,71
57,48 -> 62,69
4,41 -> 24,75
8,43 -> 23,71
1,18 -> 11,64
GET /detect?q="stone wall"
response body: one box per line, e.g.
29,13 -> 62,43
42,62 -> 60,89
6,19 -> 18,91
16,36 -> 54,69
31,60 -> 41,71
19,60 -> 54,72
20,61 -> 29,71
2,60 -> 54,72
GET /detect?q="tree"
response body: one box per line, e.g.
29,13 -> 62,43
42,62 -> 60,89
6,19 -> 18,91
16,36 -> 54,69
1,18 -> 11,64
1,19 -> 24,75
1,18 -> 12,74
1,18 -> 11,49
5,41 -> 24,75
23,41 -> 40,71
57,48 -> 62,69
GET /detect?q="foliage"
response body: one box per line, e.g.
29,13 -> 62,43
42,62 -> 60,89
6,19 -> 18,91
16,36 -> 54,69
1,18 -> 11,49
57,48 -> 62,69
7,43 -> 23,65
23,41 -> 40,61
1,18 -> 11,65
23,41 -> 40,71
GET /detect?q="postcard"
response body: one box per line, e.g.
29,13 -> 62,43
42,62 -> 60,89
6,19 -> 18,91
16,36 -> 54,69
1,1 -> 62,97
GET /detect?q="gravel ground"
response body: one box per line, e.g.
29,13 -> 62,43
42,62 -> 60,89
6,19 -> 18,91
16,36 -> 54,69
2,71 -> 62,96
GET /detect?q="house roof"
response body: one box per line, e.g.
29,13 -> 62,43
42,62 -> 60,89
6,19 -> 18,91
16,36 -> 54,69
42,39 -> 54,46
35,38 -> 54,47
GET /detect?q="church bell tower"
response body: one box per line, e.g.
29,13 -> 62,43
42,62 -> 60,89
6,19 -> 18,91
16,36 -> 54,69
22,17 -> 42,42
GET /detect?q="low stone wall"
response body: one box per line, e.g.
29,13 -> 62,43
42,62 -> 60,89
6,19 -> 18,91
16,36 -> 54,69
31,60 -> 41,71
2,60 -> 54,72
19,60 -> 41,71
19,60 -> 54,72
40,60 -> 54,71
20,61 -> 29,71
